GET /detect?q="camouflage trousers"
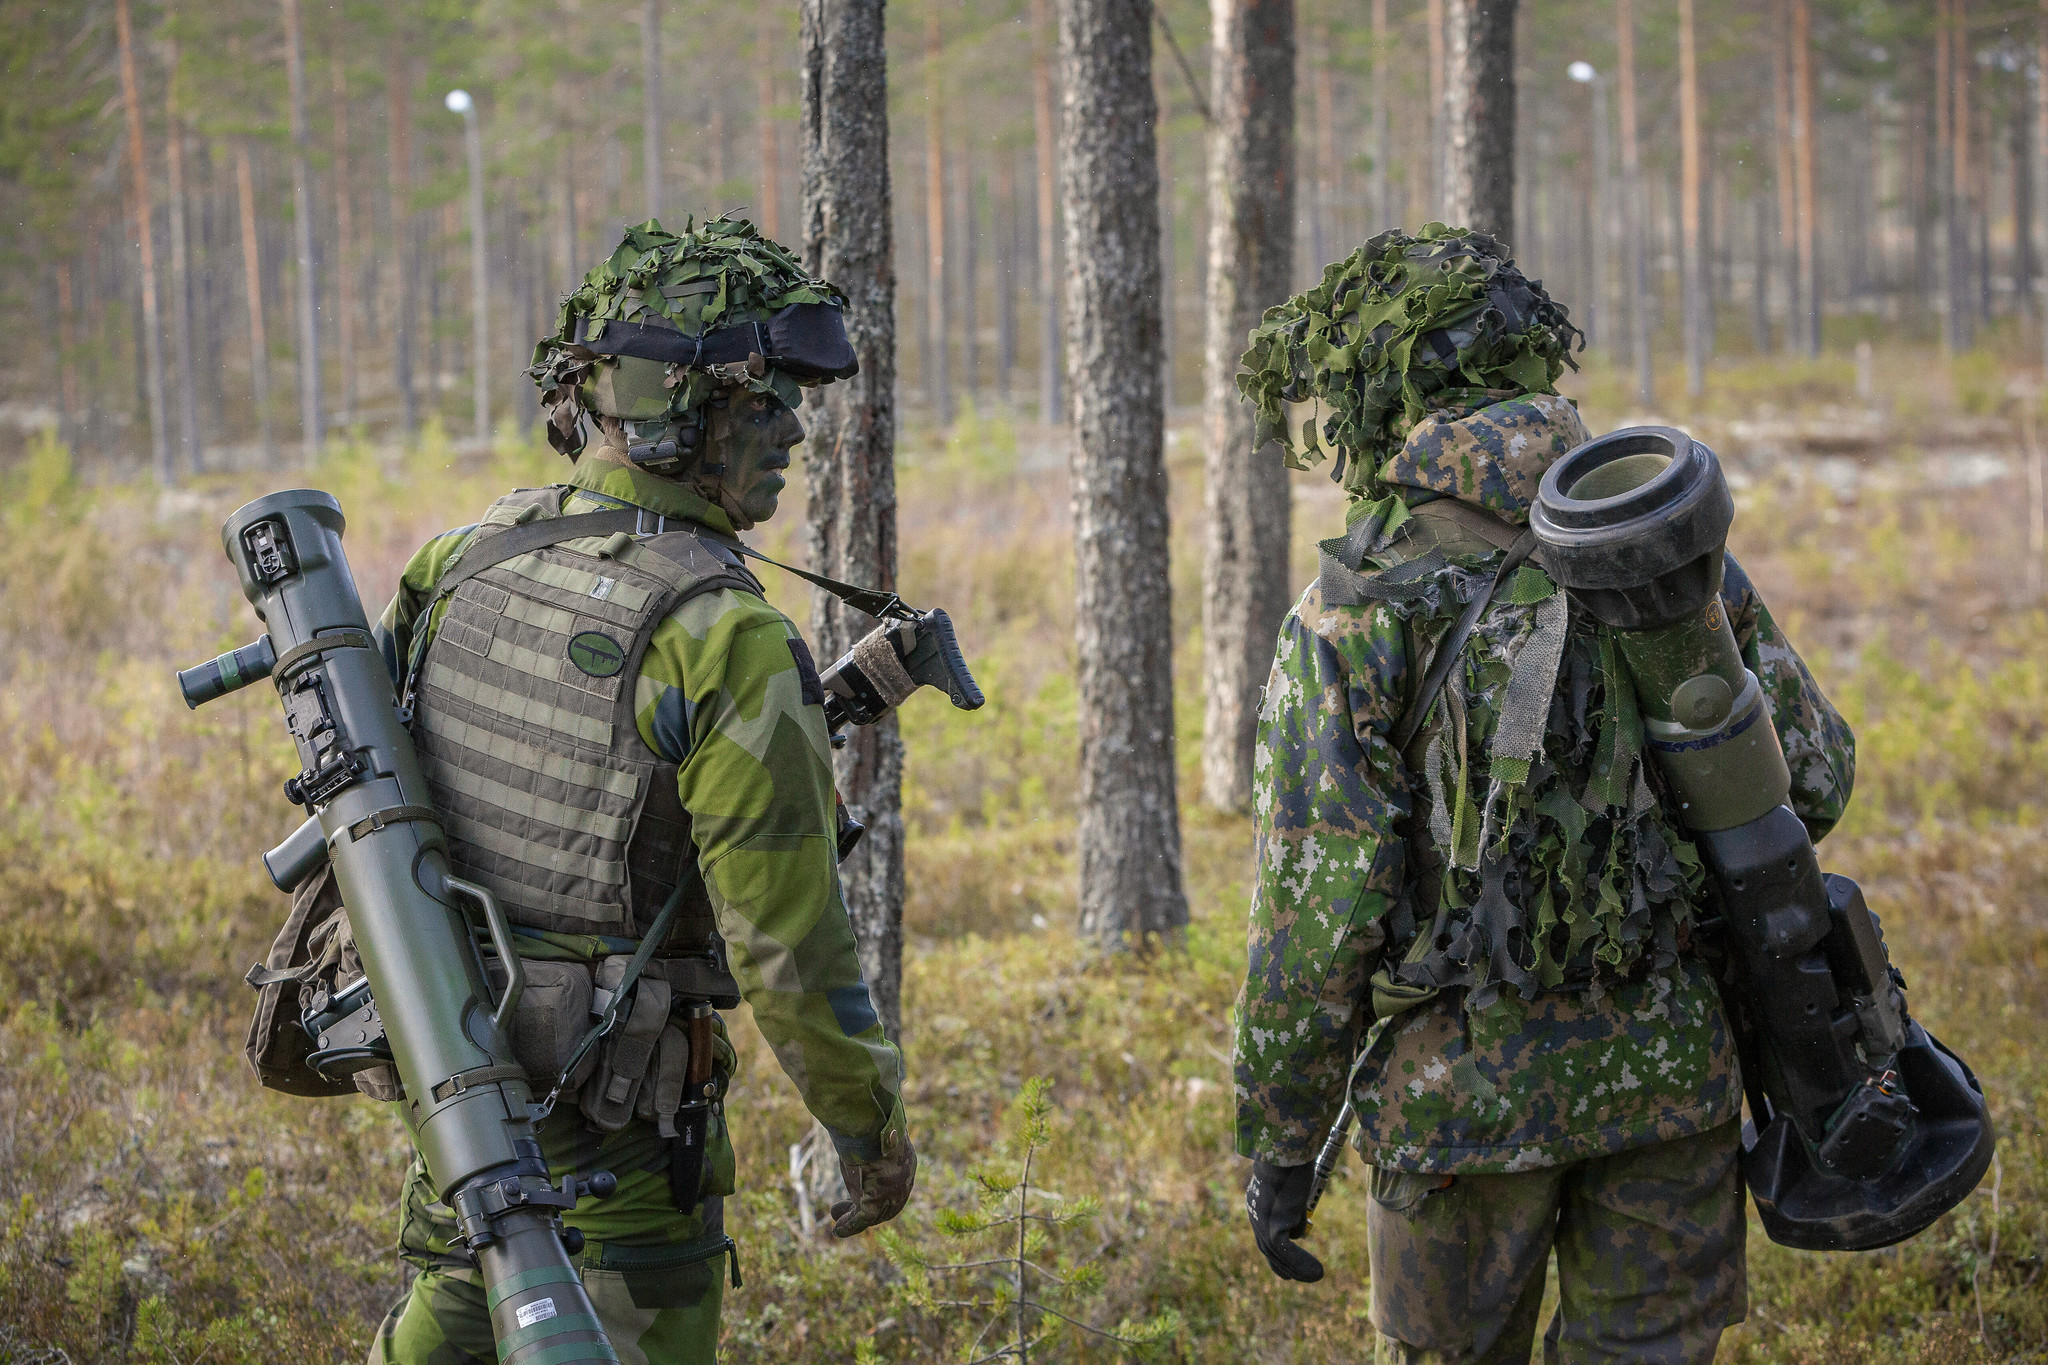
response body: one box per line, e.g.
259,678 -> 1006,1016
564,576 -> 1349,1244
1366,1121 -> 1746,1365
368,1101 -> 740,1365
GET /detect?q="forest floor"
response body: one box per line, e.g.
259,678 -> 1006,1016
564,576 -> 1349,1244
0,340 -> 2045,1364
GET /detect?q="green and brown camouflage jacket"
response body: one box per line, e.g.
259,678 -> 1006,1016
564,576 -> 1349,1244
1233,394 -> 1856,1174
375,450 -> 905,1162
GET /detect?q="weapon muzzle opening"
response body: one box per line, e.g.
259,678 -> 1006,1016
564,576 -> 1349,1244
1531,426 -> 1734,631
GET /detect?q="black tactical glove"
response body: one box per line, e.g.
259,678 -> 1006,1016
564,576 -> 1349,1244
1246,1159 -> 1325,1283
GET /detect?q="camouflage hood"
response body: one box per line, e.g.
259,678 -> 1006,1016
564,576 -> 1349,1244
1378,391 -> 1589,527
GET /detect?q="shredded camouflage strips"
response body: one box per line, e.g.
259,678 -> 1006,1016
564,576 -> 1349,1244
1237,224 -> 1583,499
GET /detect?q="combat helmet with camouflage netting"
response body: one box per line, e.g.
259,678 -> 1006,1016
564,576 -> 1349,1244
1238,222 -> 1583,503
529,213 -> 857,470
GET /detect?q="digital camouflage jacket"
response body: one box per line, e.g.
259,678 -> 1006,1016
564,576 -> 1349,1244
1233,395 -> 1856,1174
375,447 -> 905,1162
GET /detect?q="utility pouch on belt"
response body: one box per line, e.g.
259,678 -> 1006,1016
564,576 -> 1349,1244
483,955 -> 600,1095
582,958 -> 672,1133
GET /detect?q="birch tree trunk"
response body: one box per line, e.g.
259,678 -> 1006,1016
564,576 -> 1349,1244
1442,0 -> 1517,237
115,0 -> 171,483
799,0 -> 904,1038
1032,0 -> 1063,426
1200,0 -> 1294,814
1058,0 -> 1188,945
164,28 -> 203,472
281,0 -> 323,464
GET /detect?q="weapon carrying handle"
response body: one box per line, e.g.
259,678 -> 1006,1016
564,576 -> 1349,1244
446,876 -> 523,1033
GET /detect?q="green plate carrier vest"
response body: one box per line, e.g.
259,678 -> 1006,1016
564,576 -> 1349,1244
408,487 -> 761,950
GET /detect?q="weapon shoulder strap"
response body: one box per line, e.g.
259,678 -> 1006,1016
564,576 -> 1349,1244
1389,517 -> 1541,756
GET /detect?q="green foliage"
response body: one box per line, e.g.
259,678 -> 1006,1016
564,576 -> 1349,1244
878,1078 -> 1181,1363
1238,224 -> 1583,499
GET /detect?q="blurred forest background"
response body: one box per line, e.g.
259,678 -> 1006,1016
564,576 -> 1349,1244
11,0 -> 2048,463
2,0 -> 2048,1363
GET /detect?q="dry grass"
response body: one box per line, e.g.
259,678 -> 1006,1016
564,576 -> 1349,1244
0,344 -> 2043,1362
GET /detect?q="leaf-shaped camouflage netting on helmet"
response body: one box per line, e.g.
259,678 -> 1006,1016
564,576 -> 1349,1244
1237,223 -> 1583,499
528,214 -> 846,456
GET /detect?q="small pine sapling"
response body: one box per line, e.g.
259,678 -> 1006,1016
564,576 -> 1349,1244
876,1078 -> 1179,1363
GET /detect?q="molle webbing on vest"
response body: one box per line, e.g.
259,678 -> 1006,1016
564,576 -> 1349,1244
412,489 -> 756,941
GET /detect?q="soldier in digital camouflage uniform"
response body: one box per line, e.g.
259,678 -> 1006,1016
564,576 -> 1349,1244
1231,225 -> 1857,1363
366,216 -> 914,1365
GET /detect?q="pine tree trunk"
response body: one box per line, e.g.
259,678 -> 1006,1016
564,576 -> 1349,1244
2015,96 -> 2035,323
1791,0 -> 1819,355
115,0 -> 172,483
164,28 -> 203,473
331,52 -> 358,427
281,0 -> 323,463
799,0 -> 904,1038
233,140 -> 276,463
1617,0 -> 1652,405
644,0 -> 663,221
1679,0 -> 1704,396
758,11 -> 782,240
1427,0 -> 1446,213
1310,21 -> 1334,266
56,262 -> 80,444
1372,0 -> 1390,229
1442,0 -> 1516,237
388,41 -> 417,438
1772,0 -> 1798,351
1058,0 -> 1188,945
1032,0 -> 1062,425
1200,0 -> 1294,815
995,150 -> 1018,398
956,140 -> 978,402
1938,0 -> 1964,350
924,4 -> 950,427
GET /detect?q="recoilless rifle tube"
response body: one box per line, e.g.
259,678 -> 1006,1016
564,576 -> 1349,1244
180,490 -> 622,1363
1532,429 -> 1995,1251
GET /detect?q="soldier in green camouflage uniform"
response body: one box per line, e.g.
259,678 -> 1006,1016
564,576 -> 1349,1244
1231,226 -> 1857,1363
367,217 -> 913,1365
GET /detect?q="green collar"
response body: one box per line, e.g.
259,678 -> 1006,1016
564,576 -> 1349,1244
565,455 -> 737,537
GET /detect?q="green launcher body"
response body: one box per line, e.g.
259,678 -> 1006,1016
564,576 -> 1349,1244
179,489 -> 620,1363
1532,430 -> 1994,1252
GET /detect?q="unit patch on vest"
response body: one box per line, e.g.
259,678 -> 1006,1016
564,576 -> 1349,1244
568,630 -> 627,678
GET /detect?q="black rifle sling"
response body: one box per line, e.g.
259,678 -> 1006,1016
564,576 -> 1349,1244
1389,528 -> 1541,756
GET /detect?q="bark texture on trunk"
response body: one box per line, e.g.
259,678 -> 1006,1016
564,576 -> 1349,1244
799,0 -> 905,1038
1200,0 -> 1295,814
115,0 -> 171,483
1442,0 -> 1517,238
1057,0 -> 1188,945
281,0 -> 323,464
